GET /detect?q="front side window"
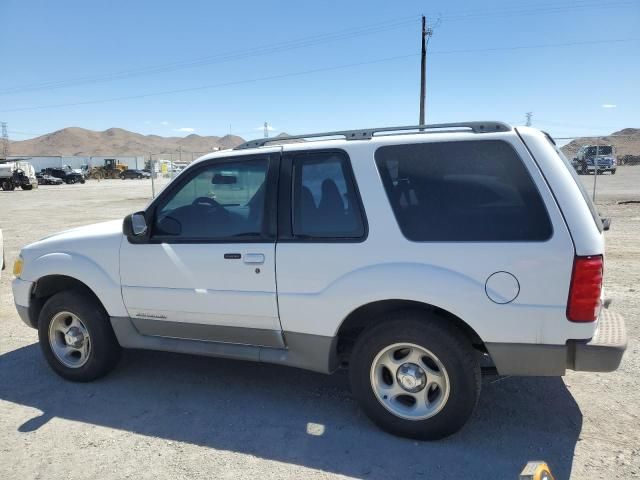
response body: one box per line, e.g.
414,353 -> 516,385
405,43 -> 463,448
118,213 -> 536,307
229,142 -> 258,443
375,140 -> 552,242
292,152 -> 365,239
153,157 -> 269,240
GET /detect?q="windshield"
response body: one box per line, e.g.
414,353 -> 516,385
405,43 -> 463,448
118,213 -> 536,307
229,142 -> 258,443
546,135 -> 603,232
585,146 -> 613,156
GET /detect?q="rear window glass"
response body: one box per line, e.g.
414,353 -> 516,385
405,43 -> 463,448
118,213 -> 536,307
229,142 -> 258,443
546,134 -> 603,232
584,146 -> 613,156
375,140 -> 552,242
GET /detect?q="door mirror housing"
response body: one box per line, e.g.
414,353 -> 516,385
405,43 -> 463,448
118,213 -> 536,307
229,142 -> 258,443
123,212 -> 148,240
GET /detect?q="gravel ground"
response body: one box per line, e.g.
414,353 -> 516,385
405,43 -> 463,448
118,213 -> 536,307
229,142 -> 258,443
1,168 -> 638,479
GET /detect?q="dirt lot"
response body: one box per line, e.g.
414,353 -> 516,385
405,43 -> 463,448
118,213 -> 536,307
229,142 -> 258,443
1,169 -> 639,479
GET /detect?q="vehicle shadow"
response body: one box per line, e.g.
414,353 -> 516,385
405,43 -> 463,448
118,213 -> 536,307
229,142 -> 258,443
0,344 -> 582,479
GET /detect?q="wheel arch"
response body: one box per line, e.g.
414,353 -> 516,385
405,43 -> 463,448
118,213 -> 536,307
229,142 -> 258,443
335,299 -> 487,367
27,275 -> 109,328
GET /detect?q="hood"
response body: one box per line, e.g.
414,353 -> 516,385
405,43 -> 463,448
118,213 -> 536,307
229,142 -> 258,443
21,219 -> 124,259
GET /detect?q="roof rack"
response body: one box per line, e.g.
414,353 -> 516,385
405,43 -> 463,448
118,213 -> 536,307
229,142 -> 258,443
234,121 -> 511,150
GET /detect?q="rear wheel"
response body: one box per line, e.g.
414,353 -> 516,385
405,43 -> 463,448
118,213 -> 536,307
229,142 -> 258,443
611,169 -> 617,175
38,290 -> 121,382
349,313 -> 480,440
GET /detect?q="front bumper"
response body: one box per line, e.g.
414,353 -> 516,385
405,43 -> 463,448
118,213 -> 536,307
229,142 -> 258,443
12,278 -> 35,328
587,165 -> 615,171
486,309 -> 627,376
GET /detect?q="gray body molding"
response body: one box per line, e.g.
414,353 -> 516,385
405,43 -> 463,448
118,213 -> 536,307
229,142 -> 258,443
110,317 -> 339,374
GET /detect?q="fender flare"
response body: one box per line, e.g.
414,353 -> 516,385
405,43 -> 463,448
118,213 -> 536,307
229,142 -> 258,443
24,252 -> 127,317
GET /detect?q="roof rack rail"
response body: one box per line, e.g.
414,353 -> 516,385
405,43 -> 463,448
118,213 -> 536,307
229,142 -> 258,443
234,121 -> 511,150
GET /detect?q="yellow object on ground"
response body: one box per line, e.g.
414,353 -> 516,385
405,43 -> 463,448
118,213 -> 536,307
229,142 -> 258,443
520,461 -> 554,480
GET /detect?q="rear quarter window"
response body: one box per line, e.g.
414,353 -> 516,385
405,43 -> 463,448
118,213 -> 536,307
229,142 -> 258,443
375,140 -> 553,242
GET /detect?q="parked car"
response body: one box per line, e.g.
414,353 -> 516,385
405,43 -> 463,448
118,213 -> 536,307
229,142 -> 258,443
36,173 -> 64,185
119,169 -> 151,180
42,168 -> 85,184
12,122 -> 627,440
573,144 -> 617,175
1,161 -> 38,190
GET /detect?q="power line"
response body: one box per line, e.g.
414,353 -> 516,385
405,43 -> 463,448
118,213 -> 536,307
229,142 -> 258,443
0,0 -> 635,96
438,0 -> 636,22
428,37 -> 638,55
3,37 -> 637,114
0,53 -> 420,113
0,16 -> 419,96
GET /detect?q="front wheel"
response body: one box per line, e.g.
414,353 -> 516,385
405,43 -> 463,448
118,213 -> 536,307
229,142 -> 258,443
349,314 -> 480,440
611,169 -> 617,175
38,290 -> 121,382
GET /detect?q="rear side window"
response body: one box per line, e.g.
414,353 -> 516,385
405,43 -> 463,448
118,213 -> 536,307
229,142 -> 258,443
292,152 -> 365,239
375,140 -> 552,242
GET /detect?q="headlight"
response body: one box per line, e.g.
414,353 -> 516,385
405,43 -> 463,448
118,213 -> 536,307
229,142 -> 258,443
13,256 -> 24,278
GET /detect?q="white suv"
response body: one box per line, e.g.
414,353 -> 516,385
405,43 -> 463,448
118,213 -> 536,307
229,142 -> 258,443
12,122 -> 627,439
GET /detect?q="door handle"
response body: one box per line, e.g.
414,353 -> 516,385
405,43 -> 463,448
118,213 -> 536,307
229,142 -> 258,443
243,253 -> 265,264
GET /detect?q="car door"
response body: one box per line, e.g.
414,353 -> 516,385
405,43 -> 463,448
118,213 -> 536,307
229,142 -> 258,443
119,150 -> 284,348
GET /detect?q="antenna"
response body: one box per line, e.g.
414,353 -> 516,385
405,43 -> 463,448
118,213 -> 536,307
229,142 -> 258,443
525,112 -> 533,127
264,121 -> 269,138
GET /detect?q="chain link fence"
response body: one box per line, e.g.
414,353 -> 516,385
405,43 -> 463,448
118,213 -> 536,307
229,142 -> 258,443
133,136 -> 639,204
146,151 -> 213,197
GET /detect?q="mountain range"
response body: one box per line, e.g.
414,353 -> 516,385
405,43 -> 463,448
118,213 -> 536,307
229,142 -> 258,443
8,127 -> 245,157
7,126 -> 640,159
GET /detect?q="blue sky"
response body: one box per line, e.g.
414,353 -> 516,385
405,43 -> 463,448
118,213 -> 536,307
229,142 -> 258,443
1,0 -> 638,142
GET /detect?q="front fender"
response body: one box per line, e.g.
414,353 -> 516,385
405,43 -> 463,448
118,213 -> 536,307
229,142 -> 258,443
22,252 -> 127,317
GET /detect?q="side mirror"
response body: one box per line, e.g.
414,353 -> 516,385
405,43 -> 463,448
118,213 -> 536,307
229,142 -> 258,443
123,212 -> 148,240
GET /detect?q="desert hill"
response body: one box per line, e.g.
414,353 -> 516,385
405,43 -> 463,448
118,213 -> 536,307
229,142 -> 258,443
560,128 -> 640,160
8,127 -> 245,156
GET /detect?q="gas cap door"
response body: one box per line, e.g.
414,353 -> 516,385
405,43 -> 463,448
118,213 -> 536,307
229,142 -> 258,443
485,271 -> 520,304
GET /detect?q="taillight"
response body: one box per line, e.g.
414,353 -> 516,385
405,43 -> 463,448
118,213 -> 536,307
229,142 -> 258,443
567,255 -> 603,322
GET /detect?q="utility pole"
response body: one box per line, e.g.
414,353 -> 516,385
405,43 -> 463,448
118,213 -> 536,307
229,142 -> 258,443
1,122 -> 9,160
525,112 -> 533,127
264,121 -> 269,138
419,16 -> 433,126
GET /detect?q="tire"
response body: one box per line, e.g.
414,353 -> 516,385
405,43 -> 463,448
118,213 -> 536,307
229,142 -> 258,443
38,290 -> 121,382
349,313 -> 480,440
137,174 -> 142,179
21,184 -> 33,190
611,169 -> 617,175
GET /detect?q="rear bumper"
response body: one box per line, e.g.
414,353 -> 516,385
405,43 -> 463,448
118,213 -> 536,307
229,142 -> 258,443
486,309 -> 627,376
568,309 -> 627,372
